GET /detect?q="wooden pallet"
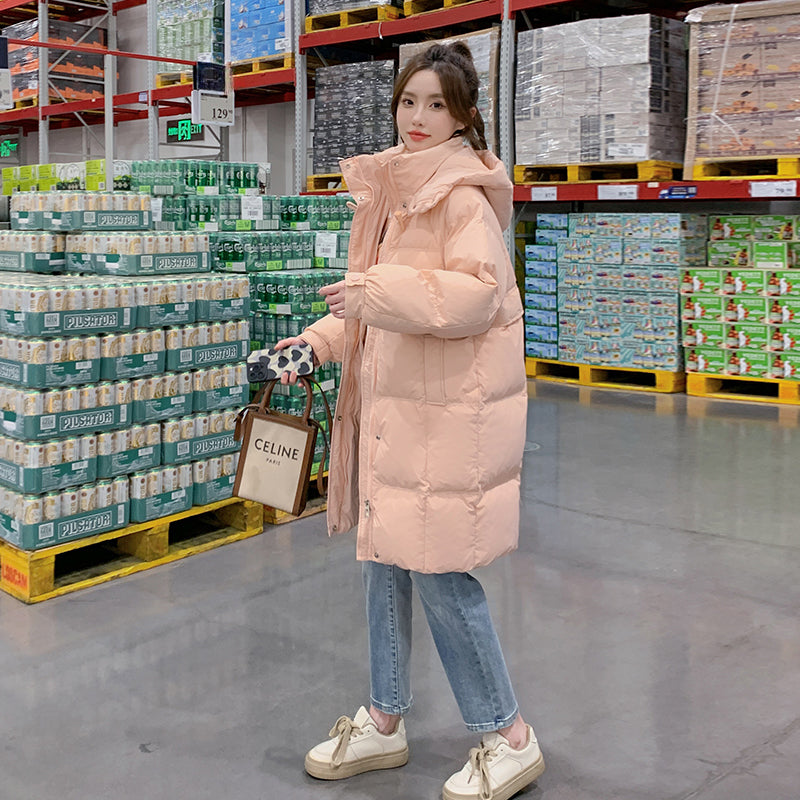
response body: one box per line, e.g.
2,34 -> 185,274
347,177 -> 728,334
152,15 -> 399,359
686,371 -> 800,405
13,97 -> 38,109
305,3 -> 401,33
526,357 -> 686,393
403,0 -> 477,15
0,497 -> 263,604
691,156 -> 800,180
155,71 -> 193,89
514,160 -> 682,185
231,53 -> 295,76
306,173 -> 347,191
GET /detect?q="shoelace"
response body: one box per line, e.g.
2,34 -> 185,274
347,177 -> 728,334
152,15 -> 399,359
468,742 -> 498,800
329,715 -> 362,767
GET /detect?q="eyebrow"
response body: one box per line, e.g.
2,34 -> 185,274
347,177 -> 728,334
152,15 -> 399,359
401,91 -> 445,100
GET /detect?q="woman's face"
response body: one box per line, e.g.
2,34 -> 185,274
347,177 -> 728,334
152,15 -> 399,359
396,69 -> 466,153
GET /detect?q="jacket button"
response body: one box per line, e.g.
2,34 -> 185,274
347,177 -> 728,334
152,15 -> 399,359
337,415 -> 342,421
332,525 -> 338,532
375,435 -> 381,440
401,203 -> 407,208
374,552 -> 379,558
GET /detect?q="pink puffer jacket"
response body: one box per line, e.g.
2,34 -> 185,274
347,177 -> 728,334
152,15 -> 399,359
301,138 -> 527,573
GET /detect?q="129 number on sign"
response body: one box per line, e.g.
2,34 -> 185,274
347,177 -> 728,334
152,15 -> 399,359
191,90 -> 235,127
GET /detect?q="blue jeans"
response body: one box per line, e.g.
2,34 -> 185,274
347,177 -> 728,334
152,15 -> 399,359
362,561 -> 519,733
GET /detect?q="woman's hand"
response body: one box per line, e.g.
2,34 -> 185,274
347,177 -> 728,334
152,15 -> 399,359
320,280 -> 346,319
272,336 -> 313,385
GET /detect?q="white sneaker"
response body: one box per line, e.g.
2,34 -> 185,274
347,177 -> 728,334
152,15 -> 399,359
442,726 -> 545,800
304,706 -> 409,780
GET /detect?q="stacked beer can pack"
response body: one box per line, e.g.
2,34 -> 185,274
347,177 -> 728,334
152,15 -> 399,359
554,213 -> 709,371
682,215 -> 800,379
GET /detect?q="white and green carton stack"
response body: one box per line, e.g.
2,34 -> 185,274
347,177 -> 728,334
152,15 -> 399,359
0,194 -> 252,549
682,215 -> 800,380
557,212 -> 708,370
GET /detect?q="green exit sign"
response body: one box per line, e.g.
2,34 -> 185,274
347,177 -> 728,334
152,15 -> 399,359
0,139 -> 19,157
166,119 -> 204,143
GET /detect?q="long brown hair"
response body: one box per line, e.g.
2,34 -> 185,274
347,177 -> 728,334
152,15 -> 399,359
391,41 -> 487,151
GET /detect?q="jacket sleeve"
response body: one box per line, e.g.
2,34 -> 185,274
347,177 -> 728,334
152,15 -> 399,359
344,186 -> 513,339
301,313 -> 345,365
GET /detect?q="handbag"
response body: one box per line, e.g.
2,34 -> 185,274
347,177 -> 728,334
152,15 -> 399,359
233,377 -> 332,516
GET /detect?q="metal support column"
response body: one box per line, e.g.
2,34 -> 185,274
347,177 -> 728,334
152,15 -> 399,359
105,5 -> 116,175
147,0 -> 159,159
499,0 -> 515,254
293,0 -> 307,194
37,2 -> 49,164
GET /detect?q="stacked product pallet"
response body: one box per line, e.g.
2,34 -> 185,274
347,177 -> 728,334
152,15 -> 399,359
524,214 -> 567,360
231,0 -> 294,62
313,61 -> 395,175
157,0 -> 224,74
557,212 -> 708,371
682,215 -> 800,379
308,0 -> 402,14
2,159 -> 132,194
1,19 -> 109,105
0,192 -> 249,551
131,159 -> 347,475
515,14 -> 687,166
685,0 -> 800,175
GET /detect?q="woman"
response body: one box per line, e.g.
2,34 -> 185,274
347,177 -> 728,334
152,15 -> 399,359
275,42 -> 543,800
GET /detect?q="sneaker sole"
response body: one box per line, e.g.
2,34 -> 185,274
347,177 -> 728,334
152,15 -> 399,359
305,747 -> 409,780
441,752 -> 545,800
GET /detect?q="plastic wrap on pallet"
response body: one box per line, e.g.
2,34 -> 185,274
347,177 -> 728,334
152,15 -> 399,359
684,0 -> 800,173
398,29 -> 499,154
515,14 -> 687,166
312,60 -> 395,175
157,0 -> 225,73
308,0 -> 401,14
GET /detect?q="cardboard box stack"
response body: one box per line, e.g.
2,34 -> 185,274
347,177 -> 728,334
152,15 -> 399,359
3,160 -> 132,194
685,0 -> 800,173
515,14 -> 687,166
1,19 -> 109,105
231,0 -> 294,61
399,29 -> 500,153
308,0 -> 401,14
157,0 -> 225,74
557,213 -> 708,371
312,61 -> 395,174
682,214 -> 800,379
524,214 -> 567,359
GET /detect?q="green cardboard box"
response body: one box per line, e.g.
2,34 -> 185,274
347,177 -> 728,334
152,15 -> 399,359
161,431 -> 239,465
131,394 -> 193,423
193,385 -> 247,412
724,323 -> 769,351
754,242 -> 789,269
764,271 -> 799,297
725,349 -> 770,377
136,302 -> 195,328
771,352 -> 800,380
752,215 -> 796,241
0,252 -> 65,274
708,241 -> 752,268
719,269 -> 766,296
723,296 -> 769,324
681,269 -> 721,295
769,324 -> 800,352
771,297 -> 800,323
685,346 -> 726,374
692,321 -> 725,348
94,250 -> 207,276
682,294 -> 724,321
0,307 -> 134,337
195,297 -> 251,322
709,216 -> 754,240
100,352 -> 166,381
193,475 -> 234,506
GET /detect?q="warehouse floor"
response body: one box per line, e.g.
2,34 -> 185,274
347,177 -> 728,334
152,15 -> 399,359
2,381 -> 800,800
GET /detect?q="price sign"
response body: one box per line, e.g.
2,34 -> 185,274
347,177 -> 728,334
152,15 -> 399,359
241,195 -> 264,220
191,90 -> 234,127
150,197 -> 163,222
749,180 -> 797,198
597,184 -> 639,200
315,232 -> 338,259
530,186 -> 558,202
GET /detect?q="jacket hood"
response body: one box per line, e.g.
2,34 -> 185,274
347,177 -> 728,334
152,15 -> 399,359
340,139 -> 514,231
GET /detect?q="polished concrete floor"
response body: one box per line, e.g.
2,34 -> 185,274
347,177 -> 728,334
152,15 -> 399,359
3,383 -> 800,800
